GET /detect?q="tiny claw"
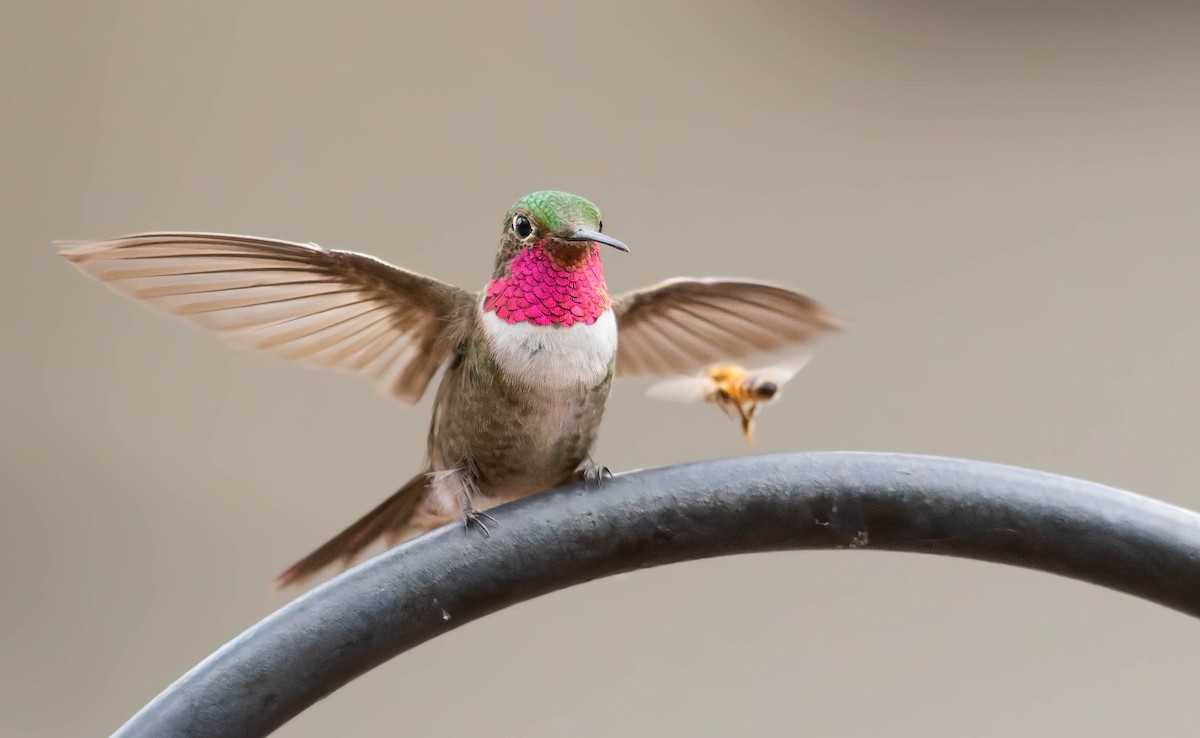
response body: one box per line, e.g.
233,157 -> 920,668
576,460 -> 611,488
463,508 -> 496,537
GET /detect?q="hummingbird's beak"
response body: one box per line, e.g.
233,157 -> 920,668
566,228 -> 629,253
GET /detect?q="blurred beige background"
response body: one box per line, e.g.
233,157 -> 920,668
3,1 -> 1200,736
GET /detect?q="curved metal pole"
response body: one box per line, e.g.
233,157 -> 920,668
112,452 -> 1200,738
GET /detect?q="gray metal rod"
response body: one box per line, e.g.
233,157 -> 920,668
110,452 -> 1200,738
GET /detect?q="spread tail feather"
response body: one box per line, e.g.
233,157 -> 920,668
274,471 -> 430,588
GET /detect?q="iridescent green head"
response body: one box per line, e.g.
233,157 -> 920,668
500,190 -> 629,254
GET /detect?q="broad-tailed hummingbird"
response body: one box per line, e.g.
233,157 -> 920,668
59,191 -> 840,586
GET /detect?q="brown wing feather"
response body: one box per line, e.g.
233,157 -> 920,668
59,232 -> 476,403
612,278 -> 841,377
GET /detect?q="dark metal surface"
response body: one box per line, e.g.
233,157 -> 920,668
111,452 -> 1200,737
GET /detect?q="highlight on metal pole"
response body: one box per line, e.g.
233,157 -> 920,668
111,452 -> 1200,738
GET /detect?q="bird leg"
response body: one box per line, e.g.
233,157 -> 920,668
574,457 -> 612,488
434,464 -> 497,537
463,508 -> 497,537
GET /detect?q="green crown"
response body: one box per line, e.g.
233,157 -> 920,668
508,191 -> 601,234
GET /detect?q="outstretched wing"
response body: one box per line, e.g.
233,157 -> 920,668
612,279 -> 840,377
749,354 -> 814,389
59,232 -> 476,403
645,375 -> 715,403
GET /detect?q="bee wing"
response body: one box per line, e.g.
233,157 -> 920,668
645,375 -> 714,403
750,354 -> 814,388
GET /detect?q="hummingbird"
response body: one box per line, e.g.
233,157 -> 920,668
59,191 -> 841,586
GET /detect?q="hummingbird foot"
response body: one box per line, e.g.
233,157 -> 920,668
574,458 -> 613,488
463,508 -> 498,537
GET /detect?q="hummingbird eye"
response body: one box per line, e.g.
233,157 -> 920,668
598,220 -> 603,233
512,214 -> 533,239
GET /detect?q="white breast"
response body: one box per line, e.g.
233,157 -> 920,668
480,308 -> 618,388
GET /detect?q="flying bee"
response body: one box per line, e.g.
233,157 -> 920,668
645,355 -> 812,444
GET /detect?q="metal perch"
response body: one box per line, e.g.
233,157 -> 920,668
111,452 -> 1200,738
